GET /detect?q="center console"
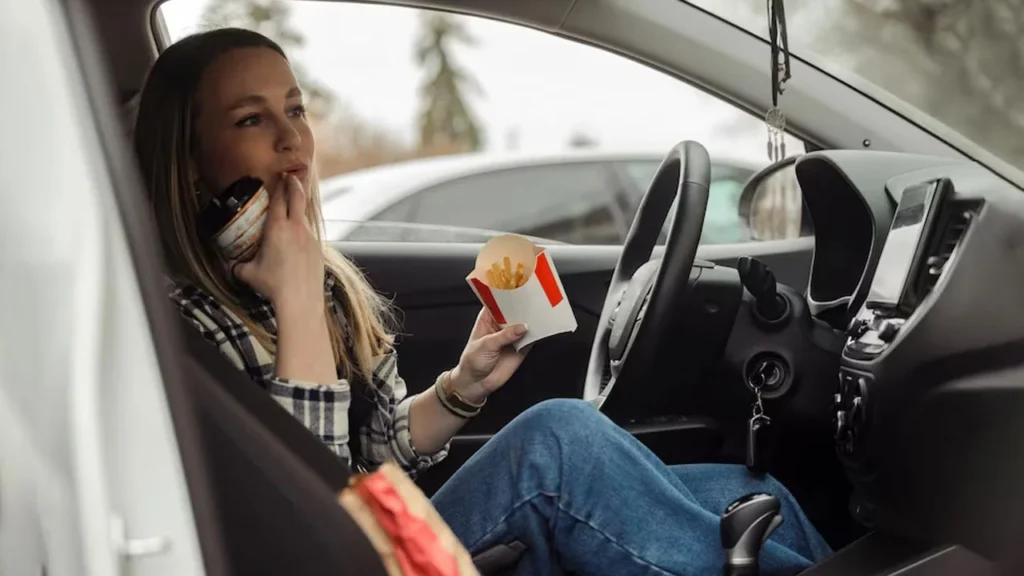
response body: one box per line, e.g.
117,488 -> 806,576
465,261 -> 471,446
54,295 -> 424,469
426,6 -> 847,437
845,179 -> 953,360
834,179 -> 953,457
832,177 -> 983,527
787,152 -> 1024,572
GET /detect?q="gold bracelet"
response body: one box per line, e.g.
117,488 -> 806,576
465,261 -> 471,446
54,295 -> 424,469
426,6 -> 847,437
434,370 -> 485,418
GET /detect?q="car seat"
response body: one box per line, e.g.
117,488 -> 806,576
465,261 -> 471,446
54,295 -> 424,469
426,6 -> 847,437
177,314 -> 528,575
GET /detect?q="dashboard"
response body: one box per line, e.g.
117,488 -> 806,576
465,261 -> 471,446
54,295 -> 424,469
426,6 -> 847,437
794,151 -> 1024,561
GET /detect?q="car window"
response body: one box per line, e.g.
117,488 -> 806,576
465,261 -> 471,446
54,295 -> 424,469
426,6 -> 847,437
617,160 -> 808,245
704,177 -> 750,244
344,196 -> 419,242
407,163 -> 628,245
157,0 -> 810,247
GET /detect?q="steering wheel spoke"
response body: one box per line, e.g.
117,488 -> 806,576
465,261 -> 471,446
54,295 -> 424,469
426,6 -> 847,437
607,260 -> 659,362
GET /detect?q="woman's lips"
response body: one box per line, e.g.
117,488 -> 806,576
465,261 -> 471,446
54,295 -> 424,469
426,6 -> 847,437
284,167 -> 309,182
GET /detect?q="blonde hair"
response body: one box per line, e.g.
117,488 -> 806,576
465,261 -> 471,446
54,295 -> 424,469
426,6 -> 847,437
133,28 -> 393,383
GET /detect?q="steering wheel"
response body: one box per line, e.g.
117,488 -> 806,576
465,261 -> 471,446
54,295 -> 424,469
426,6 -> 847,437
584,141 -> 711,415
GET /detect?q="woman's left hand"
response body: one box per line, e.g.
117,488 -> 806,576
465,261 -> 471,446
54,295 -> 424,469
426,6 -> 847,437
449,309 -> 530,404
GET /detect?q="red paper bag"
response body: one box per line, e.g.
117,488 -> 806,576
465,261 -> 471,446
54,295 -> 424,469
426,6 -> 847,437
338,463 -> 480,576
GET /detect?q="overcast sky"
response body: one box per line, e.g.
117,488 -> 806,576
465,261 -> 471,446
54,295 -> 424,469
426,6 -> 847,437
158,0 -> 802,165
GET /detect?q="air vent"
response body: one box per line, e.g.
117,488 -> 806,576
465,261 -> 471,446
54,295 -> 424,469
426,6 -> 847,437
599,369 -> 613,395
918,203 -> 977,298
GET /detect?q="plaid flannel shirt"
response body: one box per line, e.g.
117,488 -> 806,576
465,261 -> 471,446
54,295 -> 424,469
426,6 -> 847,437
168,273 -> 448,475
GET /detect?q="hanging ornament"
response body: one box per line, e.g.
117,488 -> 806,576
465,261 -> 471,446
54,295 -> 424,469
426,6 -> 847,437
765,0 -> 792,163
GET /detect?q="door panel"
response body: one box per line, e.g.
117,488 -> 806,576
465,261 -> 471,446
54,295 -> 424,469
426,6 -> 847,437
345,238 -> 813,418
340,238 -> 813,492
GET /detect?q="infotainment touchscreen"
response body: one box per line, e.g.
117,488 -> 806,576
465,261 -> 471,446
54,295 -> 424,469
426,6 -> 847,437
865,180 -> 945,309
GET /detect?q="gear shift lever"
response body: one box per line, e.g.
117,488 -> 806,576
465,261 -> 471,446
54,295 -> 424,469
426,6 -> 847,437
720,493 -> 783,576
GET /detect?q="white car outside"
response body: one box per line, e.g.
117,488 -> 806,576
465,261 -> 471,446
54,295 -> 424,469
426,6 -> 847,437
319,149 -> 778,246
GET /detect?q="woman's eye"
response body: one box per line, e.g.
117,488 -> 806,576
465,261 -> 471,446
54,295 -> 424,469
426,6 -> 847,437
289,104 -> 307,118
236,114 -> 261,127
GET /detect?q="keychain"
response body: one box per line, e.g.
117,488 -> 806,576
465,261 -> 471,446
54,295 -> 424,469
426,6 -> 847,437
746,362 -> 774,475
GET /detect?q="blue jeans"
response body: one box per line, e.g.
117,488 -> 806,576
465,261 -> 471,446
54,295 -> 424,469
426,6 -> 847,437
432,399 -> 831,576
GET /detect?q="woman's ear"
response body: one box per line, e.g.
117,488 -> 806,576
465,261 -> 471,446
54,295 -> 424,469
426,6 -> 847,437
189,159 -> 211,205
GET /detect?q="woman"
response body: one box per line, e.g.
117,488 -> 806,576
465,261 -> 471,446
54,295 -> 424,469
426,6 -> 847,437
133,28 -> 831,575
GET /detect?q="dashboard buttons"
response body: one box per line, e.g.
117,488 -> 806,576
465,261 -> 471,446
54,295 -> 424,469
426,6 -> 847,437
834,410 -> 848,440
850,397 -> 864,427
849,317 -> 869,339
877,321 -> 900,343
844,310 -> 908,359
834,370 -> 870,458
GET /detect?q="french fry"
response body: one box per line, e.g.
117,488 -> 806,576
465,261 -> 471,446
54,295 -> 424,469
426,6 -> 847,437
490,263 -> 503,288
486,258 -> 529,289
513,262 -> 525,288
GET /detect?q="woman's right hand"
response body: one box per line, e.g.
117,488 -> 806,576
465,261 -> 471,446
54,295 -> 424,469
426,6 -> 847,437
233,173 -> 325,316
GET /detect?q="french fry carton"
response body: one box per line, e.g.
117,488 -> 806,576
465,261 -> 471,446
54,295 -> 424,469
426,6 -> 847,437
466,234 -> 578,351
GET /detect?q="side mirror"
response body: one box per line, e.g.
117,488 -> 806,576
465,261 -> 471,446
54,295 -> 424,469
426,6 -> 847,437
738,157 -> 806,241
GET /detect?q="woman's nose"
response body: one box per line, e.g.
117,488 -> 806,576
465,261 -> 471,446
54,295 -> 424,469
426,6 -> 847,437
275,118 -> 302,152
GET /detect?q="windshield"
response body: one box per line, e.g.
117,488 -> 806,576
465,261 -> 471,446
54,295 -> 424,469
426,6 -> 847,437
686,0 -> 1024,170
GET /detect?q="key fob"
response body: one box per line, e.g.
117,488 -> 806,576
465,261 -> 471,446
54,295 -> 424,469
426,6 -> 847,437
746,415 -> 771,475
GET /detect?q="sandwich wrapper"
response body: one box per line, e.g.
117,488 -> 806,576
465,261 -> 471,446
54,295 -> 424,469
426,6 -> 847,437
466,234 -> 577,351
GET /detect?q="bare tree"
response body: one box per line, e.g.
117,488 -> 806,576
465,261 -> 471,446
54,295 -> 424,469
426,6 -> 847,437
695,0 -> 1024,167
844,0 -> 1024,166
692,0 -> 1024,240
